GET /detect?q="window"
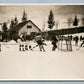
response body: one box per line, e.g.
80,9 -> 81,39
27,25 -> 32,28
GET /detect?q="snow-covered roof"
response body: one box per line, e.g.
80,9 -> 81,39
9,20 -> 41,32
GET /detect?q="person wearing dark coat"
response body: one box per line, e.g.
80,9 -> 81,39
75,36 -> 79,46
51,36 -> 58,51
36,39 -> 46,52
80,41 -> 84,47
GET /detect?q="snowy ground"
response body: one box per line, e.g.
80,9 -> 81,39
0,41 -> 84,80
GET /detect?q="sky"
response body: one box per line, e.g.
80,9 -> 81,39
0,5 -> 84,31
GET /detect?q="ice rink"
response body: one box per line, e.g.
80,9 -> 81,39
0,41 -> 84,80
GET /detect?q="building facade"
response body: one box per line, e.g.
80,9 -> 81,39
18,20 -> 41,36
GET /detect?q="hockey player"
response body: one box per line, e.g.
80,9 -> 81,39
33,36 -> 47,52
80,40 -> 84,47
51,36 -> 58,51
76,40 -> 84,50
18,34 -> 33,51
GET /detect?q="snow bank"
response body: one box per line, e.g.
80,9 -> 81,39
7,40 -> 16,44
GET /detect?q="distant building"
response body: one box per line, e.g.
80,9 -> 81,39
9,20 -> 41,37
18,20 -> 41,36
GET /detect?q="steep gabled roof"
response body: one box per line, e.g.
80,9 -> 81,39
27,20 -> 41,32
9,20 -> 41,32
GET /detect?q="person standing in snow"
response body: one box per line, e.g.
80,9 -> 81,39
76,40 -> 84,50
74,36 -> 79,46
25,40 -> 33,51
33,36 -> 47,52
51,36 -> 58,51
17,33 -> 27,51
80,40 -> 84,47
17,37 -> 25,51
37,39 -> 45,52
18,34 -> 33,51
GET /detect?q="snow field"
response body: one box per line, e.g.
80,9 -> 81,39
0,41 -> 84,79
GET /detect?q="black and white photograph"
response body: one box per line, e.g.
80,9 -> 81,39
0,4 -> 84,80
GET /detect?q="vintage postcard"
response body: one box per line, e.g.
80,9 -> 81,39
0,4 -> 84,80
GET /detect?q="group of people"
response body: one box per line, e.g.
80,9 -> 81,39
17,34 -> 84,52
59,35 -> 84,47
1,34 -> 84,52
18,35 -> 59,52
70,35 -> 84,46
34,36 -> 58,51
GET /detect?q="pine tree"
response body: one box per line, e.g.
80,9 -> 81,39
73,15 -> 79,26
2,22 -> 8,32
2,22 -> 8,41
14,16 -> 18,25
22,10 -> 27,22
10,20 -> 14,28
47,10 -> 55,29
